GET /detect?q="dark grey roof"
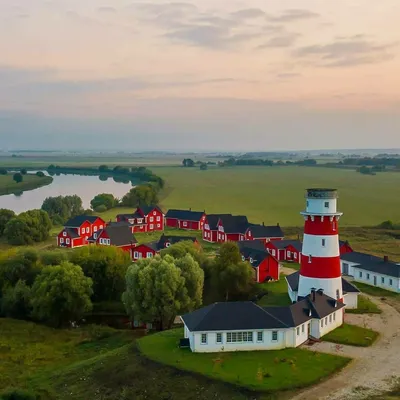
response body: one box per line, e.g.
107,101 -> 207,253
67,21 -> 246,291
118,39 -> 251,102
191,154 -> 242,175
88,225 -> 137,246
341,252 -> 400,278
237,240 -> 265,252
64,228 -> 80,239
306,292 -> 345,319
136,242 -> 159,252
219,215 -> 249,234
205,214 -> 233,230
137,205 -> 163,216
181,302 -> 288,331
247,224 -> 284,239
339,240 -> 351,247
65,215 -> 100,227
240,247 -> 272,268
157,234 -> 197,249
286,271 -> 360,294
270,239 -> 302,250
165,209 -> 204,221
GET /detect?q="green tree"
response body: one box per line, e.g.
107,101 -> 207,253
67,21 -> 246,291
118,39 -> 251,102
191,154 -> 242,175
213,242 -> 254,301
1,280 -> 32,319
122,254 -> 203,330
200,163 -> 208,170
70,246 -> 131,302
182,158 -> 195,167
99,165 -> 109,172
30,262 -> 93,327
90,193 -> 117,211
41,195 -> 83,224
13,173 -> 23,183
0,168 -> 7,175
121,184 -> 159,207
36,171 -> 45,177
20,168 -> 27,175
40,250 -> 68,266
0,209 -> 15,236
4,210 -> 52,245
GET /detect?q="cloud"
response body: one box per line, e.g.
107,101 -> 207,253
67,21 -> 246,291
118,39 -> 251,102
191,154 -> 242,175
269,9 -> 320,22
97,6 -> 117,13
276,73 -> 302,79
294,39 -> 397,67
258,33 -> 300,48
231,8 -> 265,20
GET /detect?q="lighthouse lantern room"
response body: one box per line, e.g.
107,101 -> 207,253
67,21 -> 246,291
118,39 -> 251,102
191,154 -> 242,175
298,188 -> 343,301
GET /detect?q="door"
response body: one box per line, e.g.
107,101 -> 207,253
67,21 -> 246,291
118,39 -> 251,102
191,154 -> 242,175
342,263 -> 349,275
373,276 -> 377,286
307,323 -> 311,337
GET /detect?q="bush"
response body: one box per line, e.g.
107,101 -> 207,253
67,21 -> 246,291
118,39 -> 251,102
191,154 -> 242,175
36,171 -> 45,177
0,280 -> 32,319
40,250 -> 68,266
0,168 -> 7,175
20,169 -> 27,175
13,173 -> 23,183
94,204 -> 107,213
0,389 -> 36,400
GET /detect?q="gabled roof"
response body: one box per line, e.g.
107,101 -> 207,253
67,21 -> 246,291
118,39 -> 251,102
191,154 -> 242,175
87,225 -> 137,246
135,242 -> 159,252
165,209 -> 205,221
286,271 -> 360,294
157,234 -> 197,249
181,302 -> 288,332
205,214 -> 232,230
247,224 -> 284,239
240,247 -> 273,268
63,228 -> 80,239
339,240 -> 351,247
137,205 -> 163,216
219,215 -> 249,234
341,252 -> 400,278
237,240 -> 265,252
269,239 -> 302,250
65,215 -> 101,228
266,302 -> 311,327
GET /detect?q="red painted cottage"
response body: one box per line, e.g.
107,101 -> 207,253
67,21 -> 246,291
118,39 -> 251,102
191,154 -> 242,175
339,240 -> 353,255
132,235 -> 199,261
244,223 -> 284,243
58,215 -> 106,248
116,205 -> 164,233
265,239 -> 302,262
87,223 -> 138,253
202,214 -> 232,242
165,209 -> 206,230
203,214 -> 251,243
239,244 -> 280,282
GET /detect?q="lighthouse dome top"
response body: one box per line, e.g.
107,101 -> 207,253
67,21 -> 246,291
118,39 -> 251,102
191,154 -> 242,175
306,188 -> 338,199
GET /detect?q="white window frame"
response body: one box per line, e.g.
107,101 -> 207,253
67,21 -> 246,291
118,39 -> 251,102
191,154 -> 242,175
100,225 -> 103,229
156,216 -> 161,222
81,228 -> 85,234
296,327 -> 300,336
302,324 -> 305,333
166,243 -> 171,247
329,315 -> 332,323
320,320 -> 323,328
150,224 -> 154,230
381,277 -> 385,284
216,333 -> 222,344
226,331 -> 253,343
271,249 -> 275,256
389,279 -> 393,286
66,238 -> 70,244
107,239 -> 110,245
86,227 -> 89,233
287,250 -> 291,257
359,271 -> 362,278
63,231 -> 67,237
157,224 -> 161,228
325,317 -> 328,326
94,226 -> 97,232
294,252 -> 297,259
201,333 -> 207,344
146,252 -> 153,258
257,331 -> 263,342
333,312 -> 336,321
60,238 -> 64,244
137,219 -> 143,224
324,201 -> 329,208
134,251 -> 139,259
183,221 -> 187,227
272,331 -> 278,341
149,217 -> 154,222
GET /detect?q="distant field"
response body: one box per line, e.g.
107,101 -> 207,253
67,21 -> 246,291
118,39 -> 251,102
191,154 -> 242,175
153,166 -> 400,227
0,173 -> 53,196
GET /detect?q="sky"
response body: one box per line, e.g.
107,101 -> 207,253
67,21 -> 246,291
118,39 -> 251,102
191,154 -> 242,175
0,0 -> 399,151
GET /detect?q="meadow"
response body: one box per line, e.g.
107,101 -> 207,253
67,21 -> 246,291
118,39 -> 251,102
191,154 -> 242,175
0,174 -> 53,196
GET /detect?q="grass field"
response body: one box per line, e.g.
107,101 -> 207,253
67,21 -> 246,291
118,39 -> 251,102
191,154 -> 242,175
346,295 -> 382,314
257,274 -> 292,307
353,282 -> 400,298
0,174 -> 53,196
138,328 -> 351,392
322,323 -> 379,347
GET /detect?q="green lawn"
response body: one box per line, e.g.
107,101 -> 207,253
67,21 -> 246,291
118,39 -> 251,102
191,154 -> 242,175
0,173 -> 53,196
257,274 -> 292,307
138,328 -> 351,392
353,282 -> 400,298
322,323 -> 379,347
346,295 -> 382,314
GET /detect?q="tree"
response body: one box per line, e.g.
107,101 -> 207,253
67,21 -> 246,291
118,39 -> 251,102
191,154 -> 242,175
70,246 -> 131,302
0,209 -> 15,236
36,171 -> 45,177
99,165 -> 109,172
40,250 -> 68,266
13,173 -> 23,183
90,193 -> 117,211
1,280 -> 32,319
182,158 -> 195,167
30,262 -> 93,327
0,168 -> 7,175
41,195 -> 84,224
20,168 -> 27,175
4,210 -> 52,245
200,163 -> 208,170
213,242 -> 254,301
121,184 -> 159,207
122,254 -> 203,330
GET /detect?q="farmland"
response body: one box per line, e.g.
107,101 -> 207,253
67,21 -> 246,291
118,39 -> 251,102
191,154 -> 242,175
0,174 -> 53,196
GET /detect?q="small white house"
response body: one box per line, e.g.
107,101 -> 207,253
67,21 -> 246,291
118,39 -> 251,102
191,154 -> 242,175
285,271 -> 360,309
341,252 -> 400,293
180,291 -> 344,353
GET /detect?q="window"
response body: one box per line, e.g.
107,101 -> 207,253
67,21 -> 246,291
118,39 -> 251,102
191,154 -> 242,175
325,317 -> 328,325
94,233 -> 97,239
201,334 -> 207,344
329,315 -> 332,323
359,271 -> 362,278
389,279 -> 393,286
218,234 -> 221,239
146,252 -> 153,258
272,331 -> 278,341
150,224 -> 154,230
367,273 -> 370,279
129,219 -> 134,224
320,320 -> 323,328
287,251 -> 291,257
107,239 -> 110,245
100,238 -> 103,244
86,227 -> 89,233
301,324 -> 305,333
81,228 -> 85,234
257,332 -> 263,342
322,239 -> 326,247
309,255 -> 312,263
216,333 -> 222,343
294,253 -> 297,259
63,231 -> 67,237
150,217 -> 154,222
271,249 -> 275,256
134,251 -> 139,259
66,238 -> 70,244
381,277 -> 385,284
153,211 -> 156,215
94,227 -> 97,232
226,331 -> 253,343
324,201 -> 329,208
100,225 -> 103,229
137,219 -> 143,224
157,224 -> 161,228
60,238 -> 64,244
296,327 -> 300,336
333,312 -> 336,321
166,243 -> 171,248
156,216 -> 161,222
183,221 -> 187,227
336,289 -> 340,299
306,200 -> 309,207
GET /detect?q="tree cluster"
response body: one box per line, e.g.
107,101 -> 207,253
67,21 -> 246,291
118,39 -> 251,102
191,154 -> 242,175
41,195 -> 84,225
90,193 -> 118,212
121,184 -> 161,207
218,157 -> 318,167
182,158 -> 195,167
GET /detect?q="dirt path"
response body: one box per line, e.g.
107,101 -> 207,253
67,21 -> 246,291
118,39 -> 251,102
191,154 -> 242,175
291,296 -> 400,400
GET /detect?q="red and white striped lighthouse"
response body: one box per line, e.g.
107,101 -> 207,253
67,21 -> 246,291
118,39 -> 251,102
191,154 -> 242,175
298,188 -> 343,301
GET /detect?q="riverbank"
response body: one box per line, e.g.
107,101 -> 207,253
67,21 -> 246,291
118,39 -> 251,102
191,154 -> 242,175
0,174 -> 53,196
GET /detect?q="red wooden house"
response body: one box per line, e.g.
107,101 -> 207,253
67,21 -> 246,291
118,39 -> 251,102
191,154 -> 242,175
165,209 -> 206,230
58,215 -> 106,248
339,240 -> 353,255
239,245 -> 280,282
87,223 -> 138,253
117,205 -> 164,233
216,215 -> 249,242
265,239 -> 302,262
244,223 -> 284,243
202,214 -> 232,242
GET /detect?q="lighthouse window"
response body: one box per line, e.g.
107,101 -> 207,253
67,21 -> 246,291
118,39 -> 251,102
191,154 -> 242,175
324,201 -> 329,208
336,289 -> 340,298
308,255 -> 312,263
322,239 -> 326,247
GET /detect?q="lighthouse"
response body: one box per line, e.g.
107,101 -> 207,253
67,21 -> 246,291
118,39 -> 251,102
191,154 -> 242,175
298,188 -> 343,301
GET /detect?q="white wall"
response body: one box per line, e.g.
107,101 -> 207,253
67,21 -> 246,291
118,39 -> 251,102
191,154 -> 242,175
340,260 -> 359,277
313,309 -> 344,339
343,292 -> 359,309
294,322 -> 310,347
306,198 -> 337,214
352,267 -> 400,293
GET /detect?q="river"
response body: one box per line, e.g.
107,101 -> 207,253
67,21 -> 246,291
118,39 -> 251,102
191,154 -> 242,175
0,173 -> 133,213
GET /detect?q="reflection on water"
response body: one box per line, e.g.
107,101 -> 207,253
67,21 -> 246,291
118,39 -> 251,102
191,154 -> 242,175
0,173 -> 133,213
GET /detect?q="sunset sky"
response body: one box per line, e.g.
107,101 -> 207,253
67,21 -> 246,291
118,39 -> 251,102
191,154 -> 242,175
0,0 -> 399,151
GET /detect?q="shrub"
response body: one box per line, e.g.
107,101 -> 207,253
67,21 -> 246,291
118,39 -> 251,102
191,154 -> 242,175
40,250 -> 68,266
13,173 -> 23,183
20,169 -> 27,175
0,168 -> 7,175
94,204 -> 107,213
36,171 -> 45,177
0,388 -> 36,400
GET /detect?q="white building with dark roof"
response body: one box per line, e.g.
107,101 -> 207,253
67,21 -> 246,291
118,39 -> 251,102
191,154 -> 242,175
180,290 -> 344,353
341,252 -> 400,293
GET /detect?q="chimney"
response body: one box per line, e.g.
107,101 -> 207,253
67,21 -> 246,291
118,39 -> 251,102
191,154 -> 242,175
277,222 -> 280,227
317,288 -> 324,296
311,288 -> 316,302
189,207 -> 191,211
262,221 -> 265,226
384,255 -> 389,263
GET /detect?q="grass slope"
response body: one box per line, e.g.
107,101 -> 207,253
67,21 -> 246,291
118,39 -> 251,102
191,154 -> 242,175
346,295 -> 382,314
322,323 -> 379,347
0,174 -> 53,196
138,328 -> 351,392
353,282 -> 400,298
256,274 -> 292,307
